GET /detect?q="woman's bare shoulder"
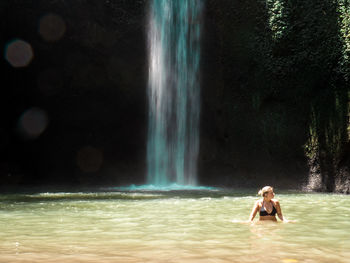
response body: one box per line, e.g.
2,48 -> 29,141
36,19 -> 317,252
271,199 -> 280,204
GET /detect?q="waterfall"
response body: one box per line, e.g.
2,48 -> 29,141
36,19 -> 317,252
147,0 -> 203,186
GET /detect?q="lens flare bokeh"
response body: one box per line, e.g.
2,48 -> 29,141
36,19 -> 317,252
5,39 -> 34,68
77,146 -> 104,173
39,13 -> 66,42
18,108 -> 49,139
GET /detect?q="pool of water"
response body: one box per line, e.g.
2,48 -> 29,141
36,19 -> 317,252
0,189 -> 349,263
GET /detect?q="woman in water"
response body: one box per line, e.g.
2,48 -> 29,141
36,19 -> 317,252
248,186 -> 287,222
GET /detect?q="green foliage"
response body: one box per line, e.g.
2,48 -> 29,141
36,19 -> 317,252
207,0 -> 349,188
338,0 -> 350,81
266,0 -> 291,41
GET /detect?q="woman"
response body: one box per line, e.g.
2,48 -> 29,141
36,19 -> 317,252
248,186 -> 287,222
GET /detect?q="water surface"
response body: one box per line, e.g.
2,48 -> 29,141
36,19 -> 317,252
0,190 -> 349,262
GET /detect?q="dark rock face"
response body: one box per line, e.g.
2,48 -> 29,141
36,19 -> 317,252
1,0 -> 148,186
199,0 -> 310,189
0,0 -> 348,191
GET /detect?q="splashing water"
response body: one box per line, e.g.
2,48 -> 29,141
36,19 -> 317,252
109,184 -> 216,192
147,0 -> 203,186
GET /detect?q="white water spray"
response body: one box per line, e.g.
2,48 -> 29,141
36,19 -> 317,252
147,0 -> 203,186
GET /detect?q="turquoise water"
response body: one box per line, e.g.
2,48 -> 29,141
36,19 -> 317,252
0,190 -> 349,262
147,0 -> 202,185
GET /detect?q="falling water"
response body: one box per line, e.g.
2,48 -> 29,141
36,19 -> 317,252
147,0 -> 203,186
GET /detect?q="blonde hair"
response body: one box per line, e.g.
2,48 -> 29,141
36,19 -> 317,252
258,186 -> 273,197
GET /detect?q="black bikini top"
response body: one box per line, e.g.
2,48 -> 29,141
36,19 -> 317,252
259,201 -> 277,216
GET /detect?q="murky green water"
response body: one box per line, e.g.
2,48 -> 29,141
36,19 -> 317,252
0,190 -> 349,263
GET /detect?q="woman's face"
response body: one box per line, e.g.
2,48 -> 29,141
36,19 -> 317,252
265,190 -> 275,199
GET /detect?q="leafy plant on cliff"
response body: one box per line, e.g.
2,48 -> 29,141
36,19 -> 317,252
207,0 -> 349,189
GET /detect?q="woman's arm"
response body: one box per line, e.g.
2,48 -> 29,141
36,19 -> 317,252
274,200 -> 287,222
248,201 -> 259,221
